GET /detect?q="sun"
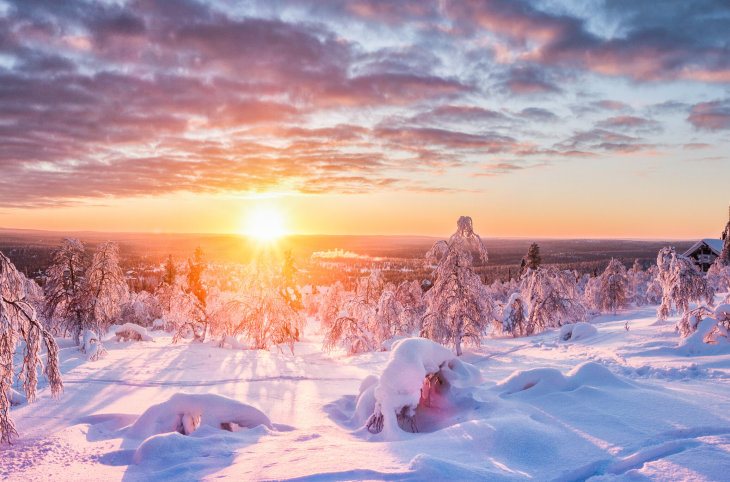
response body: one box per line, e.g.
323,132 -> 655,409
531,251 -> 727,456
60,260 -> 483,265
243,205 -> 287,242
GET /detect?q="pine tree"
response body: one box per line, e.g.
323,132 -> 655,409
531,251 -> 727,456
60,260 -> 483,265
163,254 -> 177,286
524,243 -> 542,271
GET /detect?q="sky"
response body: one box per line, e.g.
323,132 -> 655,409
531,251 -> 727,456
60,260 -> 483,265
1,0 -> 729,238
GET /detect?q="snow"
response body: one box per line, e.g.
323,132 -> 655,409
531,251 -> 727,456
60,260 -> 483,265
559,321 -> 599,342
3,302 -> 730,481
126,392 -> 272,440
113,323 -> 153,342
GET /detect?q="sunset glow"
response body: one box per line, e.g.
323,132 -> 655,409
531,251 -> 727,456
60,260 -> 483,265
0,1 -> 728,238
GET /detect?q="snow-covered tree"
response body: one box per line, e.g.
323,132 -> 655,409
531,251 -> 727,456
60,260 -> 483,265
323,271 -> 384,354
707,259 -> 730,293
499,292 -> 529,337
421,216 -> 494,356
521,266 -> 586,335
43,238 -> 88,343
318,281 -> 348,329
163,254 -> 177,286
656,247 -> 714,320
120,290 -> 162,326
85,242 -> 129,335
520,242 -> 542,275
1,252 -> 63,444
588,259 -> 629,314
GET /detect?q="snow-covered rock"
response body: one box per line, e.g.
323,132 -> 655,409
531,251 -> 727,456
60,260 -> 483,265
364,337 -> 481,438
559,322 -> 598,342
114,323 -> 153,342
126,393 -> 272,440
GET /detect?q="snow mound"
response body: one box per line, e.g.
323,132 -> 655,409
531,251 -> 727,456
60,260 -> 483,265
218,335 -> 249,350
363,337 -> 481,438
497,362 -> 630,396
114,323 -> 153,342
559,322 -> 598,342
126,393 -> 272,440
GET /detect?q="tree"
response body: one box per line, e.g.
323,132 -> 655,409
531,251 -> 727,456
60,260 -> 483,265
85,242 -> 129,335
1,252 -> 63,443
43,238 -> 88,344
420,216 -> 494,356
521,243 -> 542,275
499,292 -> 529,337
656,247 -> 714,320
279,250 -> 302,312
588,259 -> 629,314
521,266 -> 586,335
318,281 -> 348,329
323,271 -> 383,354
163,254 -> 177,286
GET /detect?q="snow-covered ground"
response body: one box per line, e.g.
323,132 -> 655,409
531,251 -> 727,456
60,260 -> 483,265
4,306 -> 730,481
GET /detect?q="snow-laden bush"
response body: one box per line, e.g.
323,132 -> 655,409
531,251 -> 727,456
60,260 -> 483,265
126,393 -> 272,440
114,323 -> 153,342
362,338 -> 481,438
676,304 -> 730,352
559,322 -> 598,342
81,329 -> 106,361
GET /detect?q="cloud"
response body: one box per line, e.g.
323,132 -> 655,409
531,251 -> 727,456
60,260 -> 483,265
687,100 -> 730,130
0,0 -> 728,207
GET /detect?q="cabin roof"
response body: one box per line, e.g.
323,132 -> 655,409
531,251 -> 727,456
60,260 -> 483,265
682,238 -> 724,257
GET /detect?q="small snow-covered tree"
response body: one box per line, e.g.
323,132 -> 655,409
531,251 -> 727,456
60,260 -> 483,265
85,242 -> 129,335
656,247 -> 714,320
163,254 -> 177,286
318,281 -> 348,329
521,266 -> 586,335
707,259 -> 730,293
520,242 -> 542,275
1,252 -> 63,443
499,292 -> 529,337
43,238 -> 88,344
120,290 -> 162,326
588,259 -> 629,314
421,216 -> 494,356
323,271 -> 384,354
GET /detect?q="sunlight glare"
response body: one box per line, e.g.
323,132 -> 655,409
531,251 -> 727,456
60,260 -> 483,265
244,205 -> 287,242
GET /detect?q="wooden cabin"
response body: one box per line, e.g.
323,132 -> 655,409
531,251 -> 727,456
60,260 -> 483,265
682,239 -> 723,272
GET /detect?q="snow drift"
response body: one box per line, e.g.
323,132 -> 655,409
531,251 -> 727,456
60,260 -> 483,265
496,362 -> 632,396
126,393 -> 272,440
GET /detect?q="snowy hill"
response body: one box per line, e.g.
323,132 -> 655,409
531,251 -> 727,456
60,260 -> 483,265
3,307 -> 730,481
